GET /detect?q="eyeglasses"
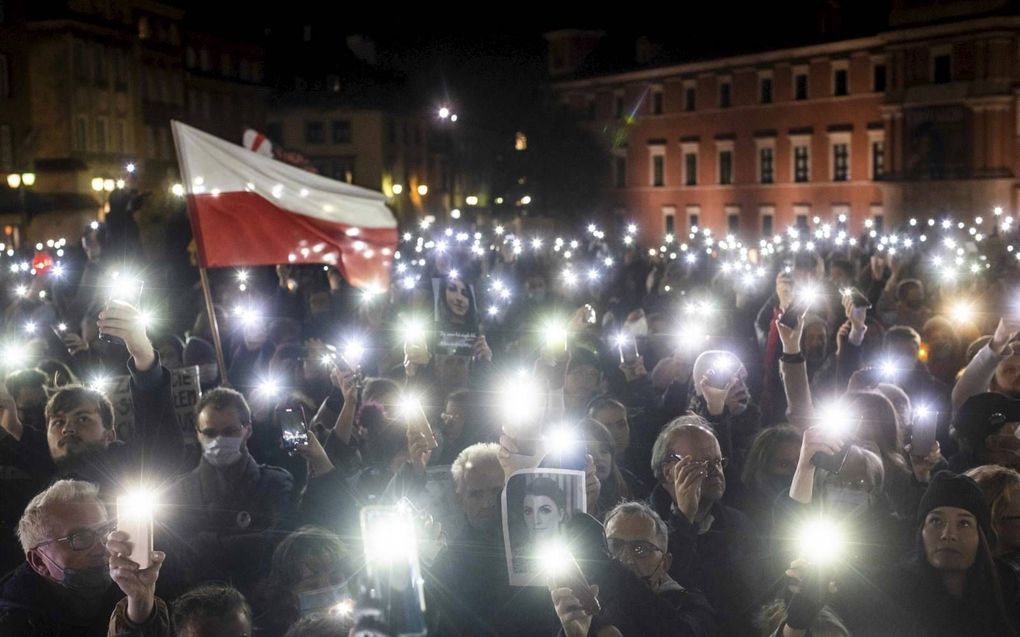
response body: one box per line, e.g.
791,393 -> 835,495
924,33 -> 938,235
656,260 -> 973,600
664,454 -> 728,471
607,538 -> 663,558
34,522 -> 115,552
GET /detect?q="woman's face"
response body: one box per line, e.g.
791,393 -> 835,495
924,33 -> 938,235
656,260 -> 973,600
765,441 -> 801,477
923,506 -> 979,573
441,400 -> 466,439
994,493 -> 1020,554
445,280 -> 470,318
524,494 -> 563,539
586,440 -> 613,482
994,354 -> 1020,396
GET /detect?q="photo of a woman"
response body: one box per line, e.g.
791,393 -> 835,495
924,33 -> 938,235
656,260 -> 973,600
523,477 -> 566,544
433,275 -> 478,329
502,468 -> 586,585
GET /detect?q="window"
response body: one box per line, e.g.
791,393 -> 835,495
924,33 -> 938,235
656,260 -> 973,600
873,63 -> 887,92
0,124 -> 12,170
684,152 -> 697,186
793,144 -> 810,182
871,206 -> 885,232
94,118 -> 108,153
833,67 -> 848,96
614,155 -> 626,188
112,120 -> 126,153
93,46 -> 107,86
304,121 -> 325,144
759,147 -> 774,184
686,205 -> 700,231
515,131 -> 527,151
871,140 -> 884,179
760,206 -> 775,236
651,154 -> 664,187
333,157 -> 355,184
652,91 -> 663,114
718,150 -> 733,184
719,81 -> 731,108
796,213 -> 809,229
794,72 -> 808,100
833,143 -> 849,181
760,77 -> 773,104
684,86 -> 696,111
663,207 -> 676,235
0,54 -> 8,97
933,54 -> 951,84
727,210 -> 740,234
332,119 -> 351,144
75,42 -> 89,81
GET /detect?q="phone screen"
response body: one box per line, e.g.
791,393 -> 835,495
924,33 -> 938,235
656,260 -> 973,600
360,506 -> 427,636
279,407 -> 309,451
911,408 -> 938,453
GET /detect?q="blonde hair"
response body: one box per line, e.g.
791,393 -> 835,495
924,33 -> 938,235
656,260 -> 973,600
17,479 -> 103,553
966,465 -> 1020,530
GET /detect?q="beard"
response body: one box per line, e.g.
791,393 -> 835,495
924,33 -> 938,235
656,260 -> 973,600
52,439 -> 110,469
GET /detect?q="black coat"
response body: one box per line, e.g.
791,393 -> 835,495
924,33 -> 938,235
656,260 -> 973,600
0,563 -> 123,637
649,484 -> 763,636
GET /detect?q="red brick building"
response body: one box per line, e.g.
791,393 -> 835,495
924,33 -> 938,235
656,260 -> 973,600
549,8 -> 1020,243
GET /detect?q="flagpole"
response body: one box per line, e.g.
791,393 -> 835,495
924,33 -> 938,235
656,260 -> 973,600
199,266 -> 230,388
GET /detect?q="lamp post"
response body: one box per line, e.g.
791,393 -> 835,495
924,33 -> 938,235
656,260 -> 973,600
6,172 -> 36,249
91,176 -> 116,217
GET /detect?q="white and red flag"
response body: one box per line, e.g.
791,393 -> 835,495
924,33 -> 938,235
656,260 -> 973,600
172,120 -> 397,289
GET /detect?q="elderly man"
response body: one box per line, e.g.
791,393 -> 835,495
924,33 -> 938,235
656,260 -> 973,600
0,479 -> 164,636
648,417 -> 761,636
0,301 -> 184,497
429,442 -> 557,636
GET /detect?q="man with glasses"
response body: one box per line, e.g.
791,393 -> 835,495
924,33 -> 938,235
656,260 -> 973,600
648,417 -> 762,636
603,501 -> 717,635
0,479 -> 165,635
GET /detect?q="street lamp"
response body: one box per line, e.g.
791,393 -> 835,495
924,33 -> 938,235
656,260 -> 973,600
6,172 -> 36,249
417,184 -> 428,196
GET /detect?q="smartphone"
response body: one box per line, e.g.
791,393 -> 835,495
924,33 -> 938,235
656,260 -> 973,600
911,407 -> 938,454
279,406 -> 309,452
841,286 -> 872,310
359,506 -> 427,637
548,429 -> 588,471
705,357 -> 736,389
582,304 -> 597,325
778,299 -> 807,330
99,278 -> 144,346
549,550 -> 601,615
617,336 -> 639,364
810,443 -> 851,474
116,495 -> 153,569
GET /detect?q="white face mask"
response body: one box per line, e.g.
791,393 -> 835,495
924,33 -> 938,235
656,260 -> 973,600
201,435 -> 245,467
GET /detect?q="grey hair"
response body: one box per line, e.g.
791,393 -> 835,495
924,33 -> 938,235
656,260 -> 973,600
650,415 -> 716,483
17,479 -> 104,553
604,501 -> 669,551
451,442 -> 501,494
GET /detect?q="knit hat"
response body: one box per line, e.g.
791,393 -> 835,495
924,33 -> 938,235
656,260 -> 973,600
917,471 -> 994,546
955,392 -> 1020,448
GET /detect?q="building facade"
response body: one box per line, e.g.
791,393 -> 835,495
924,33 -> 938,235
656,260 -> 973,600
0,0 -> 266,243
550,13 -> 1020,243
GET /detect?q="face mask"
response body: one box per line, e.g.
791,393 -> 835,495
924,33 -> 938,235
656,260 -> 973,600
623,316 -> 649,338
824,487 -> 871,513
201,435 -> 245,467
38,550 -> 111,597
298,584 -> 348,616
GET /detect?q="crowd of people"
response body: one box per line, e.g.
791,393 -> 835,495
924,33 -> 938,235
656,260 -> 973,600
1,207 -> 1020,636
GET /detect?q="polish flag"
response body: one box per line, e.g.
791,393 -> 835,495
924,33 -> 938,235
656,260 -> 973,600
172,120 -> 397,290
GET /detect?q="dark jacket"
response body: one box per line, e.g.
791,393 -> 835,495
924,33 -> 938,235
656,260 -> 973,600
0,563 -> 124,637
428,520 -> 558,637
2,355 -> 185,499
648,483 -> 762,636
